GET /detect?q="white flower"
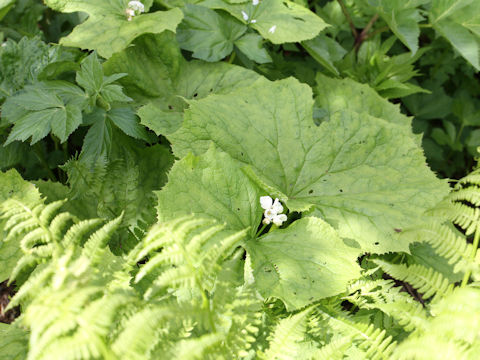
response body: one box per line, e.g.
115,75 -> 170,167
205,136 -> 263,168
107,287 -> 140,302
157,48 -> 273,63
251,19 -> 257,23
252,0 -> 259,5
126,8 -> 135,21
126,0 -> 144,20
241,10 -> 249,21
128,0 -> 145,12
268,25 -> 277,34
260,196 -> 287,226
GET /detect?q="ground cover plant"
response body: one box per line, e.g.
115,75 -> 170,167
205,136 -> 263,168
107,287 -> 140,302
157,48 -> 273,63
1,0 -> 480,359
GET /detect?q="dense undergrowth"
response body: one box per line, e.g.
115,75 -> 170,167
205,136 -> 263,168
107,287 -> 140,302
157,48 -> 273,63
1,0 -> 480,359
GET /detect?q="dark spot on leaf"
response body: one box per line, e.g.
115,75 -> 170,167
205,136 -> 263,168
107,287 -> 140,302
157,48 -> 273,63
311,280 -> 315,283
374,242 -> 379,245
237,208 -> 240,211
293,291 -> 297,295
210,88 -> 213,92
339,189 -> 343,192
293,17 -> 305,22
168,105 -> 173,110
309,297 -> 314,301
193,93 -> 198,97
308,189 -> 313,194
302,275 -> 307,279
241,152 -> 244,156
394,228 -> 402,233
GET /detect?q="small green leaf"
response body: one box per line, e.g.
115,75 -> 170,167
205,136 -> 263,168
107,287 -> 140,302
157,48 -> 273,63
76,52 -> 104,95
108,107 -> 150,141
3,83 -> 84,144
76,52 -> 131,109
177,4 -> 247,62
246,217 -> 361,310
366,0 -> 428,54
235,33 -> 272,64
429,0 -> 480,70
302,35 -> 346,76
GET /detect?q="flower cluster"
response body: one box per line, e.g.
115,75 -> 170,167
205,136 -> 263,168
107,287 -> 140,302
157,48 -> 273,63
260,196 -> 287,226
126,1 -> 145,21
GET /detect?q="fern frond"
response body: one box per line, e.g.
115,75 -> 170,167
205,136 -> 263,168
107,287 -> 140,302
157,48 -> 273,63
171,334 -> 224,360
112,306 -> 172,360
393,336 -> 470,360
314,300 -> 396,360
260,307 -> 313,360
131,216 -> 247,296
346,278 -> 428,332
7,265 -> 54,309
81,214 -> 123,264
374,259 -> 453,300
0,198 -> 78,273
310,338 -> 350,360
213,284 -> 263,358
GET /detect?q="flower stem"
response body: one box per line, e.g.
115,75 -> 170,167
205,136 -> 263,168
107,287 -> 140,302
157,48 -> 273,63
256,222 -> 268,237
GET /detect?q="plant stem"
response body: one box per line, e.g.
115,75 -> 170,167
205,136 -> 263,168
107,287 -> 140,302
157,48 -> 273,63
337,0 -> 358,37
256,222 -> 268,237
363,26 -> 389,41
228,51 -> 236,64
461,228 -> 480,287
354,14 -> 380,52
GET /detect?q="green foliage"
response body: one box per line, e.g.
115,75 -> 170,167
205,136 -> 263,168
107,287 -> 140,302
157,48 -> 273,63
2,0 -> 480,358
44,0 -> 184,58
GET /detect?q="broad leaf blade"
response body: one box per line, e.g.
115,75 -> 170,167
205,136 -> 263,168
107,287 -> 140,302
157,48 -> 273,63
246,217 -> 361,310
203,0 -> 329,43
156,146 -> 261,239
177,4 -> 247,62
167,77 -> 449,253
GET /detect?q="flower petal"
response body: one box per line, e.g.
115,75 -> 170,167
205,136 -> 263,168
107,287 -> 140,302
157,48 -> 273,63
272,198 -> 283,214
260,196 -> 273,210
272,214 -> 287,226
263,217 -> 271,225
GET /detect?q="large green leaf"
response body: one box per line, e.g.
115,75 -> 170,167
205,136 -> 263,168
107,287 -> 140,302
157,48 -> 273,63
0,323 -> 28,360
177,4 -> 246,62
246,217 -> 361,310
44,0 -> 183,58
104,33 -> 261,136
156,146 -> 261,239
167,77 -> 449,253
202,0 -> 329,43
0,169 -> 42,282
314,73 -> 413,129
429,0 -> 480,70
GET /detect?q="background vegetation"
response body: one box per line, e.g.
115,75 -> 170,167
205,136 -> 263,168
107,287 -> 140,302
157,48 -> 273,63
1,0 -> 480,359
